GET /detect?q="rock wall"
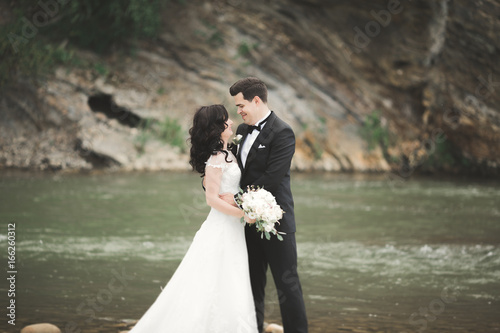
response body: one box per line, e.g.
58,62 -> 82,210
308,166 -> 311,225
1,0 -> 498,174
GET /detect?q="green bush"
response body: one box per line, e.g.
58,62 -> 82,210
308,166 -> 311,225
0,0 -> 169,86
237,41 -> 259,58
134,130 -> 152,155
155,117 -> 185,151
44,0 -> 166,52
196,21 -> 224,47
136,117 -> 186,153
422,140 -> 457,170
359,110 -> 390,151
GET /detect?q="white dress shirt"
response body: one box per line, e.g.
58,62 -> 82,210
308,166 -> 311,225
241,110 -> 271,168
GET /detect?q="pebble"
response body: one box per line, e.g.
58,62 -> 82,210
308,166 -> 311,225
20,323 -> 61,333
264,322 -> 284,333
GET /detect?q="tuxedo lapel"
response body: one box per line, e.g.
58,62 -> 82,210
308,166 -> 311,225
244,112 -> 277,169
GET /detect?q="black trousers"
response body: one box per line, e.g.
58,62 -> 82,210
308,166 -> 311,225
245,225 -> 308,333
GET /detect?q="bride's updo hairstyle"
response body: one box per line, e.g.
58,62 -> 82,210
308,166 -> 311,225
189,104 -> 232,176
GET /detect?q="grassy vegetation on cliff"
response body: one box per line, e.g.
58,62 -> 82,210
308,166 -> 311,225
134,117 -> 186,155
0,0 -> 168,86
359,110 -> 390,151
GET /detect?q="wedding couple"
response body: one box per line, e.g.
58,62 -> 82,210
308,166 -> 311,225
129,77 -> 308,333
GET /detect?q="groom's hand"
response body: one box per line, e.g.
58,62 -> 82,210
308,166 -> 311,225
219,192 -> 238,207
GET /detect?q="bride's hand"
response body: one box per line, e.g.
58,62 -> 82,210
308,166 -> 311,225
244,214 -> 256,224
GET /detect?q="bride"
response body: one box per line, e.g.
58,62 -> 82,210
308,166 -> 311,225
128,105 -> 258,332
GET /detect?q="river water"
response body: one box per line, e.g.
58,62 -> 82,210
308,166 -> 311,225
0,171 -> 499,332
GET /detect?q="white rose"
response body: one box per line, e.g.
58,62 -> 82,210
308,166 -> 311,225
253,197 -> 266,209
273,206 -> 283,220
255,206 -> 266,217
263,191 -> 274,202
264,223 -> 275,233
247,211 -> 257,219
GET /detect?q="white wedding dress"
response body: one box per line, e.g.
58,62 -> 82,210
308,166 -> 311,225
129,152 -> 258,333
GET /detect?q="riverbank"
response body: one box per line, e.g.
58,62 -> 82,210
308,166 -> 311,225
17,310 -> 499,333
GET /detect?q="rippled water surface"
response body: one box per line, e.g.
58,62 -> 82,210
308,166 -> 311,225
0,171 -> 499,332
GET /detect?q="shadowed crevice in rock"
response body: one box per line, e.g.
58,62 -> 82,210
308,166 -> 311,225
74,138 -> 121,169
87,93 -> 143,128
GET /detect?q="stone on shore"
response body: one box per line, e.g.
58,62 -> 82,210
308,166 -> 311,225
20,323 -> 61,333
264,322 -> 284,333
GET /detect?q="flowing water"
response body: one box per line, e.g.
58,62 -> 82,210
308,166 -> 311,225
0,171 -> 499,332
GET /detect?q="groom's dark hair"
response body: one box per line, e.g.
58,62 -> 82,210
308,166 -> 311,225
229,77 -> 268,103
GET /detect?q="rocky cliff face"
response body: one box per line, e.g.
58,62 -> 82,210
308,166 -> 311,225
1,0 -> 498,174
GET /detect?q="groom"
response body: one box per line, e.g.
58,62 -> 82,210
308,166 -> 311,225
223,77 -> 308,333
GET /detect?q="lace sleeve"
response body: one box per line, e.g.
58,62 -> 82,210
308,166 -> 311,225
205,152 -> 228,170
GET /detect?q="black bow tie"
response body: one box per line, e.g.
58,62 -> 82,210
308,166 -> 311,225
246,113 -> 271,134
246,124 -> 261,134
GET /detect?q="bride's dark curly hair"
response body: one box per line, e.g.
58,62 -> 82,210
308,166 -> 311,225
189,105 -> 232,176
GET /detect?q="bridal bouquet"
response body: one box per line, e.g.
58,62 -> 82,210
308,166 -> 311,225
236,186 -> 285,241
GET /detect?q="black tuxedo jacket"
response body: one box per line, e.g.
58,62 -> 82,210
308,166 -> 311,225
232,111 -> 296,233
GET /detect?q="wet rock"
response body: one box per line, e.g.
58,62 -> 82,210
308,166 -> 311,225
20,323 -> 61,333
264,322 -> 284,333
